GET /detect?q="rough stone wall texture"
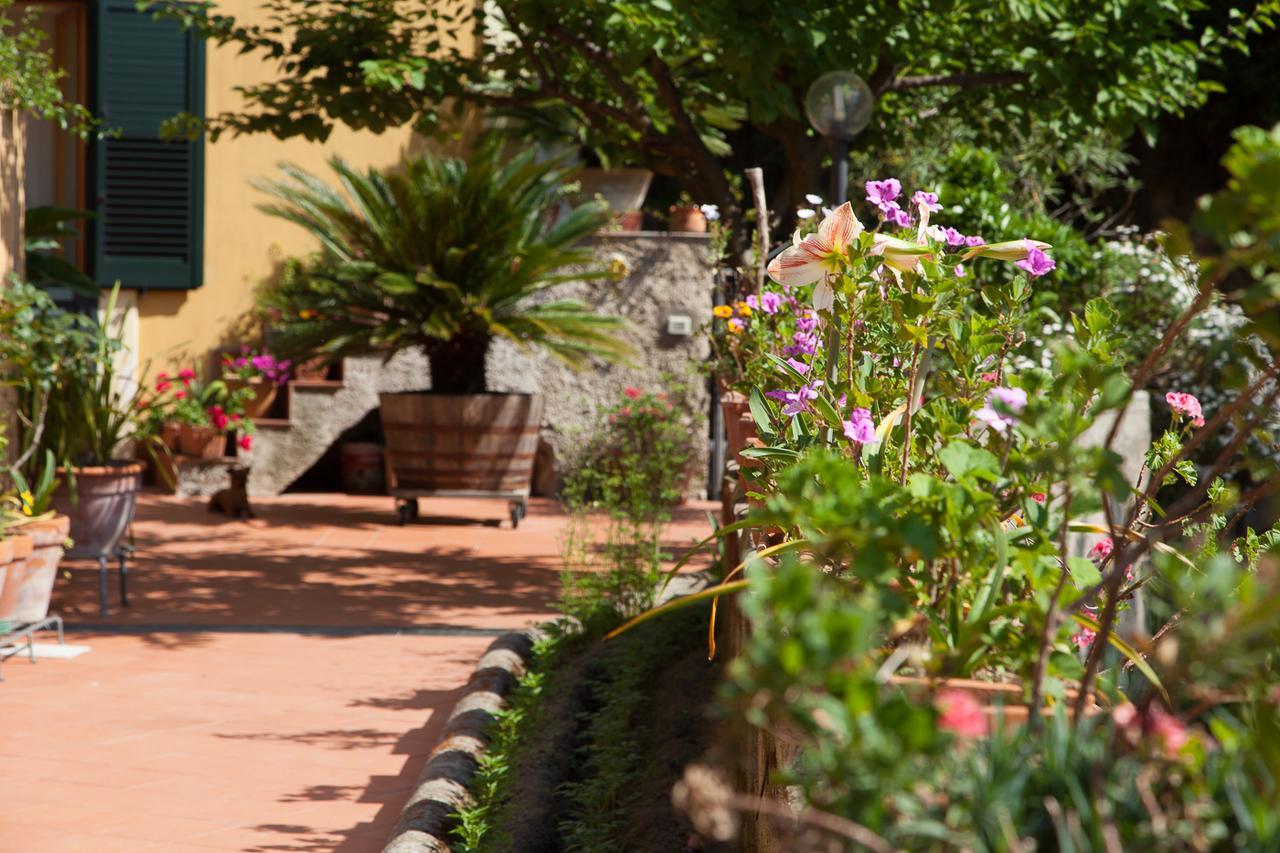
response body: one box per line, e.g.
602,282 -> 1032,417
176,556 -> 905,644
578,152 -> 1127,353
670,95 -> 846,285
487,232 -> 713,493
243,233 -> 713,497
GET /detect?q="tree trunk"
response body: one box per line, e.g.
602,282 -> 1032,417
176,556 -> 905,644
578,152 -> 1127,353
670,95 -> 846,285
425,335 -> 491,395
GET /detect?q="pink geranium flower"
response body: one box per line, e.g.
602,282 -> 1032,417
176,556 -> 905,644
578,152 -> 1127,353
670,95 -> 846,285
936,689 -> 988,738
624,387 -> 642,400
975,386 -> 1028,433
1088,537 -> 1114,562
1165,391 -> 1205,427
865,178 -> 902,213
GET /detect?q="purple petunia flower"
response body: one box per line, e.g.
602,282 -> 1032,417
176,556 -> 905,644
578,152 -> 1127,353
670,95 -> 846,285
767,380 -> 824,417
975,386 -> 1028,433
782,330 -> 819,358
865,178 -> 902,213
843,407 -> 876,444
912,190 -> 942,213
1016,240 -> 1056,277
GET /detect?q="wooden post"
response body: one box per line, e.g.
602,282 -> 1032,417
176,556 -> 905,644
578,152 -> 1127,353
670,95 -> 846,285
0,107 -> 26,463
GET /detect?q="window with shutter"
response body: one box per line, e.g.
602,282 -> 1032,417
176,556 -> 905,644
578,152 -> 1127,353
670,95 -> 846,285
91,0 -> 204,290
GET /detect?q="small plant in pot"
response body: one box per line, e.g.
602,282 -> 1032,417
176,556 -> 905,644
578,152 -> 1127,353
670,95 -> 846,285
155,368 -> 254,459
220,346 -> 291,417
256,137 -> 631,498
1,450 -> 70,630
668,192 -> 708,233
0,282 -> 169,564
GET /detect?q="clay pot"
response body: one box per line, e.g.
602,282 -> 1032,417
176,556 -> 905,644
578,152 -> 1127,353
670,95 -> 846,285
340,442 -> 386,494
292,357 -> 332,381
668,205 -> 708,233
178,424 -> 226,458
612,210 -> 644,231
225,378 -> 278,419
52,466 -> 141,559
0,517 -> 68,625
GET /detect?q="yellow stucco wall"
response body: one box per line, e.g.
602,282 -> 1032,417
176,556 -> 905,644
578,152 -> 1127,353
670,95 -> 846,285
134,0 -> 420,371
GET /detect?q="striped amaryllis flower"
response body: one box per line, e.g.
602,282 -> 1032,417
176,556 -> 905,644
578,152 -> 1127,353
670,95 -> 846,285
767,202 -> 862,290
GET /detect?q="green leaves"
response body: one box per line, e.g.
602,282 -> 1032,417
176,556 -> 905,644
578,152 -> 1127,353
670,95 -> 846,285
939,441 -> 1001,482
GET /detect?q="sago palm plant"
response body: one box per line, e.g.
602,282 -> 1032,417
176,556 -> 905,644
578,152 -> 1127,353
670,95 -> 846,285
255,139 -> 630,394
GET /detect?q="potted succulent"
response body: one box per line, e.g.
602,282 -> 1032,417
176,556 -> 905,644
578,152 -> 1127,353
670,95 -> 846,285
0,282 -> 168,561
668,193 -> 708,233
255,138 -> 631,498
220,345 -> 292,417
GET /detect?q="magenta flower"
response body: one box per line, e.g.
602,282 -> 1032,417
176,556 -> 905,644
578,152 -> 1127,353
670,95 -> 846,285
795,312 -> 819,333
753,291 -> 783,314
865,178 -> 902,213
1088,537 -> 1114,562
936,689 -> 987,738
975,386 -> 1028,434
1015,240 -> 1056,277
782,331 -> 819,358
1071,627 -> 1096,650
888,207 -> 912,228
842,407 -> 876,444
766,380 -> 824,416
1165,391 -> 1205,427
943,227 -> 965,246
912,190 -> 942,213
964,234 -> 985,247
954,264 -> 967,279
785,357 -> 811,376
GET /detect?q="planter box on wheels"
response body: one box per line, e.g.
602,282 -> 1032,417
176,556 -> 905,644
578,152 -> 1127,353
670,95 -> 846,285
379,392 -> 543,527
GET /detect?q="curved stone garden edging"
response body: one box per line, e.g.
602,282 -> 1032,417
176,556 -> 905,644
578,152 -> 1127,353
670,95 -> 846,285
382,628 -> 542,853
381,572 -> 712,852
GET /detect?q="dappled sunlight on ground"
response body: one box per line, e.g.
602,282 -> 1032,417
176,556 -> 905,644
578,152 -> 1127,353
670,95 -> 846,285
0,491 -> 715,852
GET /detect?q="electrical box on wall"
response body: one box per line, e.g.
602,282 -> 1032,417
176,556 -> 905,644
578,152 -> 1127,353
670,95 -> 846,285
665,314 -> 693,336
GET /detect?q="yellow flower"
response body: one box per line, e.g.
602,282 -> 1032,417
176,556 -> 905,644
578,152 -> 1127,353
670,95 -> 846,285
712,305 -> 734,319
735,301 -> 753,317
298,308 -> 318,320
20,490 -> 34,516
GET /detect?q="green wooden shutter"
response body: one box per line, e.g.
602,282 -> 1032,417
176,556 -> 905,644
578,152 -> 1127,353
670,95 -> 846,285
91,0 -> 205,290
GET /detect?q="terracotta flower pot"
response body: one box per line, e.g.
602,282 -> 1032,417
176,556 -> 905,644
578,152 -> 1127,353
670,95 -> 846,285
0,517 -> 68,625
53,466 -> 140,559
669,205 -> 708,233
224,378 -> 278,418
178,424 -> 226,458
161,420 -> 182,450
293,357 -> 332,381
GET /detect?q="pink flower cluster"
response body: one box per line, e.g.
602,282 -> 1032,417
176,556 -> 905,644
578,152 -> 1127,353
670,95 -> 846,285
935,689 -> 988,738
975,386 -> 1028,433
1165,391 -> 1205,427
1113,702 -> 1191,758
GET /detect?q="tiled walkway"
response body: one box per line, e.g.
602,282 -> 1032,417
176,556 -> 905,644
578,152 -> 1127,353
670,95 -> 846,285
0,492 -> 713,852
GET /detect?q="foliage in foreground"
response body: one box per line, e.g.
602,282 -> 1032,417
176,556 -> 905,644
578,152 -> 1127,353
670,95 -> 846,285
651,124 -> 1280,847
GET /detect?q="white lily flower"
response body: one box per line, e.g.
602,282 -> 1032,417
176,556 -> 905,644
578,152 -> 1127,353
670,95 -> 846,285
766,202 -> 863,288
870,233 -> 932,273
962,238 -> 1051,262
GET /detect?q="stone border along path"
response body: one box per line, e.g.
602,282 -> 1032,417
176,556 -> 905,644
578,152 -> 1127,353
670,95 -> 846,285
381,573 -> 713,852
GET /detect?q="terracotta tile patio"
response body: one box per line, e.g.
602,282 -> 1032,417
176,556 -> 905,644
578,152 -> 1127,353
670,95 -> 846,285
0,491 -> 714,852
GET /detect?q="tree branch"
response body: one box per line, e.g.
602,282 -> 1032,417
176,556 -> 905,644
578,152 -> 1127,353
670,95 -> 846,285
887,71 -> 1029,91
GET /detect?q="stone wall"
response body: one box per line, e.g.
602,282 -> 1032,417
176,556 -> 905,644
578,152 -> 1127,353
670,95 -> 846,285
487,232 -> 713,494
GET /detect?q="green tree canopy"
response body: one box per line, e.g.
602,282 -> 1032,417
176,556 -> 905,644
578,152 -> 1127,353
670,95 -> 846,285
159,0 -> 1276,227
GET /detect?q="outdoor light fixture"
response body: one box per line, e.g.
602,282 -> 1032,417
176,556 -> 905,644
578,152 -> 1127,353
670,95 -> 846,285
804,71 -> 874,205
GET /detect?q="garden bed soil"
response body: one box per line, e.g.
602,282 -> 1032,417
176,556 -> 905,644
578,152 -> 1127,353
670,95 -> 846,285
472,607 -> 727,852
